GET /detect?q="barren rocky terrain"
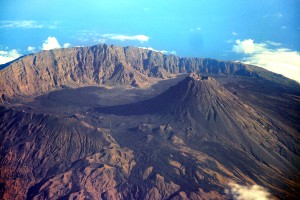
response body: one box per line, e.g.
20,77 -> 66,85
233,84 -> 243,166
0,44 -> 299,199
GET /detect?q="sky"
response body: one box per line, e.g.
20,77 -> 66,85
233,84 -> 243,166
0,0 -> 299,82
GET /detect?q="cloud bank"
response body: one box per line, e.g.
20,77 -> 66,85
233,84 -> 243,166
0,49 -> 22,65
226,183 -> 273,200
77,31 -> 150,44
233,39 -> 300,83
105,34 -> 149,43
0,20 -> 57,29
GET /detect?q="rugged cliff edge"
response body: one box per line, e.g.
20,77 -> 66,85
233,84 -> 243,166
0,44 -> 261,100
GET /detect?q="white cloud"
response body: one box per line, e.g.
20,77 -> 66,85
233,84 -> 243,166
0,49 -> 22,64
263,13 -> 284,18
281,26 -> 287,29
233,39 -> 300,83
106,34 -> 149,43
226,183 -> 273,200
139,47 -> 176,55
78,30 -> 104,43
233,39 -> 256,54
232,31 -> 238,36
77,31 -> 150,44
190,27 -> 202,32
233,39 -> 268,54
265,41 -> 281,46
63,43 -> 71,48
0,20 -> 57,29
27,46 -> 36,52
95,38 -> 106,43
42,36 -> 61,50
0,20 -> 43,29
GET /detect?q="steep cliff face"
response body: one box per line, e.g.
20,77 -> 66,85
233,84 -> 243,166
0,44 -> 258,100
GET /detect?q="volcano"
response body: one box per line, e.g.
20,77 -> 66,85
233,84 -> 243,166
0,45 -> 299,199
95,73 -> 300,194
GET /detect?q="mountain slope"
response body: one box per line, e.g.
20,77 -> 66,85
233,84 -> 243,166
97,74 -> 300,169
0,106 -> 137,199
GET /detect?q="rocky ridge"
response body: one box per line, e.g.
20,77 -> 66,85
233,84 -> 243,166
0,44 -> 259,100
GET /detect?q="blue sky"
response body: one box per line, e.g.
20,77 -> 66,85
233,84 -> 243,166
0,0 -> 299,82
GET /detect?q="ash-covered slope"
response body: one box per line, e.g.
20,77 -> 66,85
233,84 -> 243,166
0,44 -> 260,100
98,74 -> 300,170
166,74 -> 300,171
